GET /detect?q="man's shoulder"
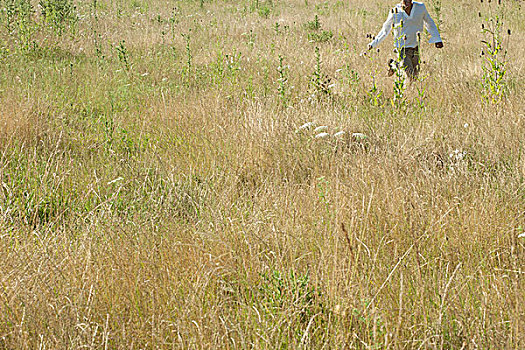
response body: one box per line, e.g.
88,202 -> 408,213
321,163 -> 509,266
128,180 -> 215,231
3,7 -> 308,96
413,2 -> 430,13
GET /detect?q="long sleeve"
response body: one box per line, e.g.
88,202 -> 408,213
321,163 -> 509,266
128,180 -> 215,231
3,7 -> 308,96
369,11 -> 394,48
422,4 -> 442,44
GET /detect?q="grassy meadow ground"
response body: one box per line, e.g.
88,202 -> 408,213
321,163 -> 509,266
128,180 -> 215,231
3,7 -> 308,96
0,0 -> 524,348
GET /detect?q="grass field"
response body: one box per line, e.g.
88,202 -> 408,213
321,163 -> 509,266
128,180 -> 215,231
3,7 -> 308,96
0,0 -> 524,348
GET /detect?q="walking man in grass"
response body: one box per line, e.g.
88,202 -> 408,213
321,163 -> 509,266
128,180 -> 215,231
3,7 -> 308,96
367,0 -> 443,80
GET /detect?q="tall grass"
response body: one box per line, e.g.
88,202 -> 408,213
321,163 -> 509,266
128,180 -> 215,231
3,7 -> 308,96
0,0 -> 524,348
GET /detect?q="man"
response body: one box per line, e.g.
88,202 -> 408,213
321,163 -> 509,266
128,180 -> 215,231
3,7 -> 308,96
367,0 -> 443,80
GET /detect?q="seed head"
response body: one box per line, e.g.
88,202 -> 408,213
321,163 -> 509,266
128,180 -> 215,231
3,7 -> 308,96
508,29 -> 511,35
314,125 -> 329,133
297,122 -> 316,132
315,132 -> 330,139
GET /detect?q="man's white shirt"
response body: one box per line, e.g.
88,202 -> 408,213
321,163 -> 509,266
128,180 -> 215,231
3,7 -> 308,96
369,2 -> 442,49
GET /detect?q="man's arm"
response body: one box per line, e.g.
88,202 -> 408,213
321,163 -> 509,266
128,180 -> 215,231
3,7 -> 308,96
422,4 -> 443,48
369,10 -> 394,49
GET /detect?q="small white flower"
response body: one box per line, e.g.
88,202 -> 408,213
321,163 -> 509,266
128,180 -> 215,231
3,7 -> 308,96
315,132 -> 330,139
449,149 -> 466,162
518,232 -> 525,238
314,125 -> 329,133
464,123 -> 469,128
297,122 -> 316,132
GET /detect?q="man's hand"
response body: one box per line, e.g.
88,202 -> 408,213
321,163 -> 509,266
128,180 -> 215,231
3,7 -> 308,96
435,42 -> 444,48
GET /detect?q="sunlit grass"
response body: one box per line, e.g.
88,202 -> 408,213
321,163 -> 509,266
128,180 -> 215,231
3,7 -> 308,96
0,0 -> 524,348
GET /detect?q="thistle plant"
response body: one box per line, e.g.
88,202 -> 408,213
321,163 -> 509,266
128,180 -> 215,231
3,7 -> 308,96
342,64 -> 360,97
308,29 -> 333,43
116,40 -> 130,71
182,30 -> 192,77
361,45 -> 382,107
2,0 -> 36,53
243,29 -> 256,49
169,7 -> 179,40
91,0 -> 98,21
39,0 -> 77,35
414,74 -> 428,110
225,50 -> 242,78
480,0 -> 509,104
3,0 -> 32,32
391,17 -> 407,109
276,54 -> 289,106
310,46 -> 332,98
311,46 -> 322,93
391,50 -> 407,109
367,77 -> 382,107
305,14 -> 321,31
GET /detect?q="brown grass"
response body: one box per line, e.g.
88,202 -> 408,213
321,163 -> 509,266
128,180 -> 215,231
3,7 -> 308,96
0,0 -> 524,348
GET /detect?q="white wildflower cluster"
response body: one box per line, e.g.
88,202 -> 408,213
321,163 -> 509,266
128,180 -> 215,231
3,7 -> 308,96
447,149 -> 469,174
449,149 -> 466,162
296,121 -> 368,143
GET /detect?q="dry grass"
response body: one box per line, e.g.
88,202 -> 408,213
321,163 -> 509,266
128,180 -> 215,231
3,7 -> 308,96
0,0 -> 524,348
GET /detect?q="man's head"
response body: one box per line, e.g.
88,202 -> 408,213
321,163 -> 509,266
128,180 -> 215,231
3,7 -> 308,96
402,0 -> 413,7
